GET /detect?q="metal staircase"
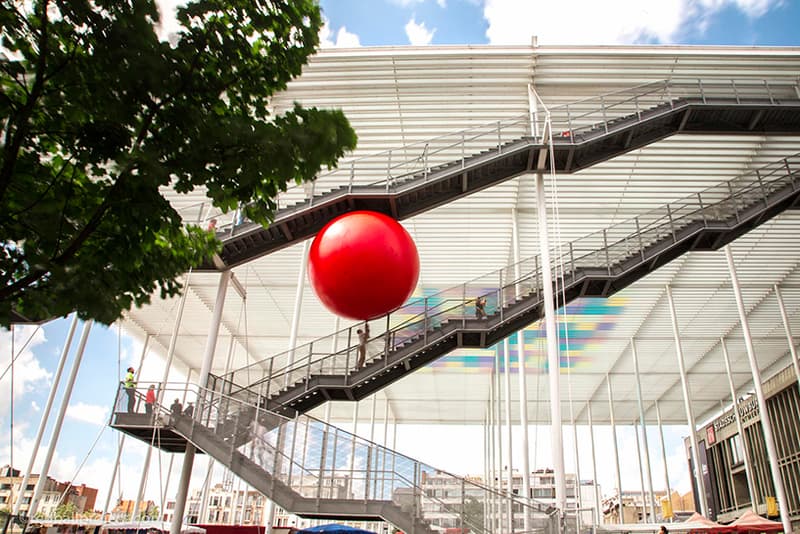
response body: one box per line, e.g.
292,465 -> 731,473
110,383 -> 558,534
207,78 -> 800,269
214,153 -> 800,418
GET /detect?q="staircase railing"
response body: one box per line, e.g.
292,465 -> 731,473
220,153 -> 800,396
184,78 -> 800,232
112,382 -> 559,534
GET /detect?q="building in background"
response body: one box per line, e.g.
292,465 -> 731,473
0,466 -> 98,519
688,361 -> 800,524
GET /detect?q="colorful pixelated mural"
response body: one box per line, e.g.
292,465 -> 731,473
394,287 -> 627,374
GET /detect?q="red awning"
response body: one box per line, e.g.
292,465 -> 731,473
683,512 -> 736,533
729,511 -> 784,533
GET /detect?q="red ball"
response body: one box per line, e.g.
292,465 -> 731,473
308,211 -> 420,321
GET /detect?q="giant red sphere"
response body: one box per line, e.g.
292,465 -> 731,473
308,211 -> 420,321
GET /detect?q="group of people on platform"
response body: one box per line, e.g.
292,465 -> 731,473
120,368 -> 193,419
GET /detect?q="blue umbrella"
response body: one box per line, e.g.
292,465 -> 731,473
297,525 -> 377,534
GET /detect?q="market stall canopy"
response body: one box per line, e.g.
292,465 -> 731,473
683,512 -> 735,533
729,511 -> 784,532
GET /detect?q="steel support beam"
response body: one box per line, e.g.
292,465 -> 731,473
724,246 -> 791,533
665,284 -> 708,516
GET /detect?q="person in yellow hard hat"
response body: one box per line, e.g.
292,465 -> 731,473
124,367 -> 136,413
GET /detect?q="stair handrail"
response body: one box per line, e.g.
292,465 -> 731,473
221,153 -> 800,389
112,381 -> 558,532
201,77 -> 800,234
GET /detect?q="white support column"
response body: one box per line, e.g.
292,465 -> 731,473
349,400 -> 359,496
607,376 -> 623,524
665,284 -> 708,516
774,284 -> 800,393
654,400 -> 672,518
631,338 -> 657,521
494,355 -> 503,528
370,394 -> 377,443
724,246 -> 791,533
29,320 -> 93,517
503,338 -> 513,533
512,207 -> 532,532
586,402 -> 601,526
571,419 -> 582,530
484,414 -> 490,534
720,337 -> 758,512
135,281 -> 191,520
103,334 -> 153,520
285,240 -> 310,385
535,170 -> 566,513
633,422 -> 647,523
170,271 -> 231,534
198,459 -> 215,524
161,369 -> 195,515
487,394 -> 496,531
13,315 -> 78,517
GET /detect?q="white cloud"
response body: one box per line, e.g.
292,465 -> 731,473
319,18 -> 362,48
31,400 -> 40,412
405,17 -> 436,45
66,401 -> 110,426
0,326 -> 51,414
481,0 -> 783,45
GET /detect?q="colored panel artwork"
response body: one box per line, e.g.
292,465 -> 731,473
393,288 -> 627,374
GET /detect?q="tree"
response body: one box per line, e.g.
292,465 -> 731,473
53,503 -> 77,520
0,0 -> 357,326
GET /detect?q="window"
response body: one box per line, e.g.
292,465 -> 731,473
731,434 -> 744,465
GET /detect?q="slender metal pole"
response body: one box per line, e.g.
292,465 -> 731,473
607,375 -> 623,524
161,370 -> 194,515
587,402 -> 601,526
484,413 -> 490,534
29,320 -> 93,517
774,284 -> 800,394
488,392 -> 496,530
724,246 -> 791,533
170,271 -> 231,534
503,338 -> 514,533
631,338 -> 657,520
134,278 -> 191,520
102,335 -> 152,520
285,241 -> 311,385
512,207 -> 532,532
633,422 -> 647,523
665,284 -> 708,516
494,351 -> 503,529
349,400 -> 359,497
370,394 -> 377,443
13,315 -> 78,517
720,337 -> 758,511
572,420 -> 582,531
382,396 -> 389,499
535,170 -> 566,513
654,400 -> 672,519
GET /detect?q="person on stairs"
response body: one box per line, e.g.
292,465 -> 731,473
356,322 -> 370,370
475,296 -> 487,320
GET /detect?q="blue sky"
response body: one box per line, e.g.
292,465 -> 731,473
2,0 -> 800,517
318,0 -> 800,47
